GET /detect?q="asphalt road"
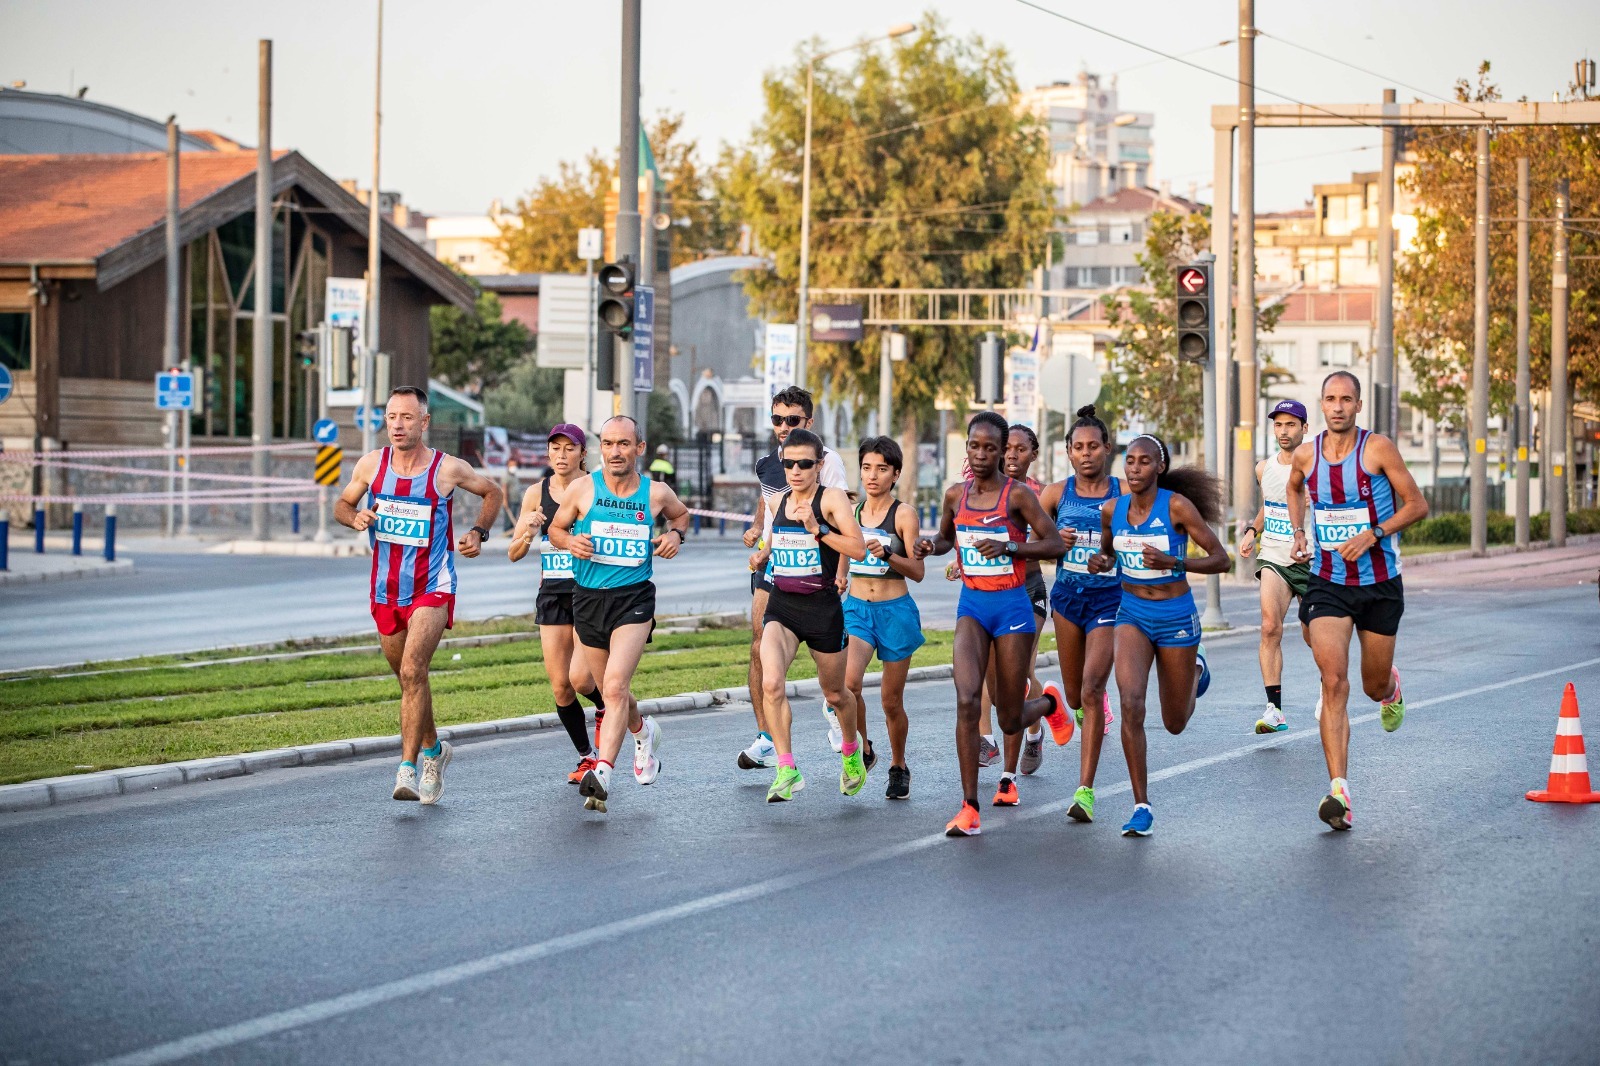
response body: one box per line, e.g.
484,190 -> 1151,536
3,573 -> 1599,1064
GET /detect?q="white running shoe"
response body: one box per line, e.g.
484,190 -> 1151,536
579,762 -> 611,812
825,706 -> 844,753
393,763 -> 419,801
633,716 -> 662,784
738,734 -> 776,770
1255,705 -> 1288,734
418,741 -> 452,805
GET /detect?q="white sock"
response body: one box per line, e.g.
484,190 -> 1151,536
1001,771 -> 1016,783
983,734 -> 996,746
1025,726 -> 1042,740
1133,802 -> 1151,812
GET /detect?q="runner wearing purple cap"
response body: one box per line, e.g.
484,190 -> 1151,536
1238,400 -> 1312,734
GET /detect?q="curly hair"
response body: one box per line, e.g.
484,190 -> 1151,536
1069,404 -> 1111,446
1125,433 -> 1224,525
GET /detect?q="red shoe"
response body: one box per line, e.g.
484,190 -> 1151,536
593,709 -> 605,751
1042,683 -> 1075,746
992,777 -> 1020,807
945,803 -> 982,837
567,755 -> 597,784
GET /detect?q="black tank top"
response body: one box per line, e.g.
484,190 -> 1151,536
538,477 -> 576,592
850,498 -> 905,581
768,489 -> 839,595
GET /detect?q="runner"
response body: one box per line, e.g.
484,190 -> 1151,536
739,386 -> 850,771
913,412 -> 1068,837
1237,399 -> 1313,735
841,436 -> 926,800
336,385 -> 504,804
508,423 -> 639,782
748,428 -> 867,801
546,415 -> 692,814
1086,432 -> 1228,837
1036,405 -> 1123,822
1286,370 -> 1428,831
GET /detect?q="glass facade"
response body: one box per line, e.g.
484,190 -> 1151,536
0,312 -> 29,371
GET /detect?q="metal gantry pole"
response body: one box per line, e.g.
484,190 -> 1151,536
1375,88 -> 1398,438
363,0 -> 384,457
615,0 -> 642,427
795,57 -> 816,394
1514,157 -> 1531,547
1468,127 -> 1490,556
1551,177 -> 1570,546
165,116 -> 181,539
251,40 -> 273,541
1232,0 -> 1258,539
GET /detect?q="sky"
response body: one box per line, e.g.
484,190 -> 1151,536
3,0 -> 1596,220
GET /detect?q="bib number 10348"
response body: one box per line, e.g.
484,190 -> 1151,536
373,495 -> 432,547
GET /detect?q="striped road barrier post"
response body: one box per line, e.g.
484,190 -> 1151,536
72,502 -> 83,556
103,504 -> 117,562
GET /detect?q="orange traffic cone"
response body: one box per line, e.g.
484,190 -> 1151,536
1526,683 -> 1600,804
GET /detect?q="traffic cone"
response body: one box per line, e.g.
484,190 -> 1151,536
1526,683 -> 1600,804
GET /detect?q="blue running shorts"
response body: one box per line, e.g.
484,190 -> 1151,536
1050,580 -> 1122,634
1116,589 -> 1202,648
843,594 -> 926,664
956,584 -> 1036,639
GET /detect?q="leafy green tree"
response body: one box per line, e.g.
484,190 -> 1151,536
429,279 -> 533,397
483,358 -> 565,433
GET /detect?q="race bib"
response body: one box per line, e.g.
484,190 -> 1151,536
589,520 -> 651,567
539,538 -> 575,581
956,525 -> 1011,577
373,495 -> 432,548
1113,533 -> 1172,581
1262,501 -> 1295,544
1313,505 -> 1370,552
1060,528 -> 1103,575
769,527 -> 822,577
849,528 -> 892,576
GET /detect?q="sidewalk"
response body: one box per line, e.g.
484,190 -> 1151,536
0,545 -> 133,585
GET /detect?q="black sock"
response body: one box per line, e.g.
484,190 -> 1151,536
555,701 -> 592,756
581,687 -> 606,711
1266,685 -> 1282,710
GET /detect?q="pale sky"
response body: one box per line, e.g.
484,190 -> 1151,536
3,0 -> 1595,219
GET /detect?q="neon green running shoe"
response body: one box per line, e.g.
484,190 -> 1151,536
767,765 -> 805,803
1379,666 -> 1405,732
839,751 -> 867,796
1067,785 -> 1095,823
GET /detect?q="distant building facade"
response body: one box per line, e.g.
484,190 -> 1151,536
1019,71 -> 1155,209
1050,185 -> 1204,292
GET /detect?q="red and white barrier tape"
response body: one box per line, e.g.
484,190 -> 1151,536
686,507 -> 755,523
0,442 -> 317,462
17,456 -> 310,486
1,489 -> 317,506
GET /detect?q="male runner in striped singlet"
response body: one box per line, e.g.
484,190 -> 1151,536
1286,371 -> 1428,831
338,386 -> 504,805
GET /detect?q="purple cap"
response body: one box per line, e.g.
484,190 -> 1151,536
547,423 -> 586,448
1269,399 -> 1308,422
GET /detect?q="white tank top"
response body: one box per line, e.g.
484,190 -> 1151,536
1258,452 -> 1301,567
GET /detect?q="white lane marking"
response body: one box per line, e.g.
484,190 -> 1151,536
90,654 -> 1600,1066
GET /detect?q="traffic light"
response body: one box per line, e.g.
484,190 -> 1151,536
1175,263 -> 1212,365
597,259 -> 636,338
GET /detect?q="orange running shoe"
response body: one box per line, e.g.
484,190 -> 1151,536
1042,682 -> 1075,746
567,755 -> 598,784
945,803 -> 982,837
592,709 -> 605,751
992,776 -> 1020,807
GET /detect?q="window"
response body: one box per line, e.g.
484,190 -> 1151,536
1111,224 -> 1134,244
1089,267 -> 1112,287
1259,340 -> 1296,369
1075,228 -> 1098,246
0,312 -> 29,371
1318,341 -> 1359,368
457,253 -> 476,265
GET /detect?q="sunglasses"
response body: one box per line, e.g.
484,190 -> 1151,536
771,414 -> 806,428
781,458 -> 817,470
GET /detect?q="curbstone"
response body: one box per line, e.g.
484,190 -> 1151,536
348,736 -> 401,756
296,741 -> 355,765
239,749 -> 302,772
793,679 -> 823,698
711,686 -> 750,704
115,766 -> 185,792
45,773 -> 122,804
178,757 -> 245,783
496,713 -> 556,734
0,782 -> 53,812
444,722 -> 499,741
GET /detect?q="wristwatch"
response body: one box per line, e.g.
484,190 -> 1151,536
1371,525 -> 1388,542
1003,541 -> 1019,556
669,528 -> 686,543
470,525 -> 491,541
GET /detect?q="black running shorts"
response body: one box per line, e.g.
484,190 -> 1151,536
1026,571 -> 1049,620
573,582 -> 657,649
1299,574 -> 1403,637
763,587 -> 848,653
535,586 -> 575,627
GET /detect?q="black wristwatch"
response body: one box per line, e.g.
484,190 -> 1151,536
669,528 -> 685,543
1371,525 -> 1388,543
470,525 -> 491,541
1003,541 -> 1019,556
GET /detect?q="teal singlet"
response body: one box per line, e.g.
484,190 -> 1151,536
573,471 -> 654,589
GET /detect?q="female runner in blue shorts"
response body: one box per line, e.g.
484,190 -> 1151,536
1086,433 -> 1228,837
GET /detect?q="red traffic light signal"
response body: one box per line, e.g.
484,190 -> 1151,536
1175,262 -> 1212,365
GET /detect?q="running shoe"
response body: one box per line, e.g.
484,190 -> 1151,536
632,716 -> 661,784
862,739 -> 878,773
1380,667 -> 1405,732
1318,782 -> 1353,830
567,754 -> 598,784
1067,785 -> 1095,823
992,776 -> 1020,807
1042,682 -> 1075,746
1195,644 -> 1211,699
738,734 -> 776,770
1103,692 -> 1114,735
945,803 -> 982,837
825,706 -> 844,753
593,709 -> 605,752
1120,803 -> 1154,837
1255,705 -> 1288,734
1019,730 -> 1044,775
839,751 -> 867,796
579,764 -> 610,813
767,765 -> 805,803
886,765 -> 911,800
392,763 -> 419,801
978,734 -> 1001,767
418,741 -> 452,805
1315,695 -> 1323,722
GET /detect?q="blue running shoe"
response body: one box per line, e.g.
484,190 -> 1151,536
1121,804 -> 1154,837
1195,643 -> 1211,699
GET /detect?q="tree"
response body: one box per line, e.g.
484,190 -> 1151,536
429,280 -> 534,398
1397,62 -> 1600,430
482,358 -> 565,433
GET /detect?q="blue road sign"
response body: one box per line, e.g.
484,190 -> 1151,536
0,364 -> 11,406
355,406 -> 384,432
632,284 -> 655,392
312,418 -> 340,444
155,370 -> 195,410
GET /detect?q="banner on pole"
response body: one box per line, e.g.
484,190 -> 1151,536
764,323 -> 797,398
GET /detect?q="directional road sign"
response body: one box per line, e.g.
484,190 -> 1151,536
155,370 -> 196,410
0,364 -> 11,406
314,446 -> 343,486
632,284 -> 655,392
312,418 -> 340,445
354,406 -> 384,432
1178,267 -> 1208,295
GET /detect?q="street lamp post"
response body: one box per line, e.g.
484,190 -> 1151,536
795,22 -> 915,393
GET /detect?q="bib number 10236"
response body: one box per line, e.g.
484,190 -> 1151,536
373,495 -> 432,547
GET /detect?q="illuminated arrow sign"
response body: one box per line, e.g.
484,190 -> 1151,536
1178,267 -> 1208,295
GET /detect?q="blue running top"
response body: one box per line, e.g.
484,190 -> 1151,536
573,471 -> 653,589
1307,429 -> 1401,586
1054,475 -> 1121,590
1110,488 -> 1188,587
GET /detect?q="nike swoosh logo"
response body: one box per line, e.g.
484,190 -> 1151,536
1096,617 -> 1115,624
1008,622 -> 1028,631
981,514 -> 1006,525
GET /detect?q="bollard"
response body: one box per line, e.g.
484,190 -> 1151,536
292,502 -> 301,535
103,504 -> 117,562
0,518 -> 8,571
34,508 -> 45,553
72,502 -> 84,556
692,512 -> 701,535
719,517 -> 726,536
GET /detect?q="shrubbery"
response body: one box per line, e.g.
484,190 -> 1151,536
1403,507 -> 1600,545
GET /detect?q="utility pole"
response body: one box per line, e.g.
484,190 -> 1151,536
363,0 -> 384,457
1197,249 -> 1227,629
1211,125 -> 1235,528
1375,88 -> 1398,438
1232,0 -> 1258,537
251,40 -> 273,541
1551,177 -> 1570,546
615,0 -> 642,430
1468,127 -> 1490,556
1514,157 -> 1531,547
164,116 -> 181,539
